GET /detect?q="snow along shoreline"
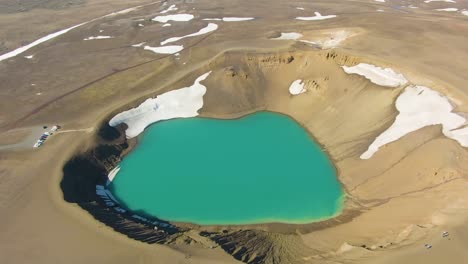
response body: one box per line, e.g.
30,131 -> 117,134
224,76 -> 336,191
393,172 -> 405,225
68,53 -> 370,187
109,72 -> 212,139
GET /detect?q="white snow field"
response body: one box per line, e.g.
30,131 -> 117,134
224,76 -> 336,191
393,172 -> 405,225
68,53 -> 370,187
83,36 -> 113,40
273,32 -> 303,40
109,72 -> 212,138
361,85 -> 467,159
296,12 -> 337,21
289,80 -> 306,95
202,17 -> 255,21
142,45 -> 184,54
160,23 -> 218,45
342,63 -> 408,87
152,14 -> 194,23
0,3 -> 147,62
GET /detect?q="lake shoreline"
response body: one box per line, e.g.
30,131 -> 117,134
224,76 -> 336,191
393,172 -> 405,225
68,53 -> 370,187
60,109 -> 362,247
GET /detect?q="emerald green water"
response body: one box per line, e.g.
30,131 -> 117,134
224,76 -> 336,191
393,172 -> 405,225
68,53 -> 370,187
109,112 -> 344,225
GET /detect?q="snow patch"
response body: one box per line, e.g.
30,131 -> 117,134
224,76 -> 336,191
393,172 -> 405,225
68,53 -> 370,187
463,10 -> 468,16
107,166 -> 121,183
436,8 -> 458,11
24,55 -> 34,59
361,86 -> 467,159
138,23 -> 144,27
152,14 -> 194,23
296,12 -> 337,21
0,4 -> 144,62
425,0 -> 455,3
162,23 -> 171,27
131,42 -> 146,47
273,32 -> 303,40
160,23 -> 218,45
203,17 -> 255,21
109,72 -> 212,138
301,30 -> 350,49
289,80 -> 306,95
375,0 -> 385,2
143,45 -> 184,54
342,63 -> 408,87
297,7 -> 305,10
160,4 -> 178,14
83,36 -> 113,40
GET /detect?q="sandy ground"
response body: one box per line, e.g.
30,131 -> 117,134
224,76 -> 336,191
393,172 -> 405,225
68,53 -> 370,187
1,0 -> 468,263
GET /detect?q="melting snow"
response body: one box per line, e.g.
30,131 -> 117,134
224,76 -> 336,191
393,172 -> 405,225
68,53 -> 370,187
0,22 -> 86,62
289,80 -> 306,95
162,23 -> 171,27
131,42 -> 146,47
143,45 -> 184,54
463,10 -> 468,16
83,36 -> 113,40
24,55 -> 34,59
107,166 -> 121,183
361,86 -> 467,159
301,30 -> 351,49
160,4 -> 178,14
273,32 -> 303,40
425,0 -> 455,3
436,8 -> 458,11
0,4 -> 144,62
109,72 -> 212,138
342,63 -> 408,87
296,12 -> 337,21
160,23 -> 218,45
297,7 -> 305,10
375,0 -> 385,2
203,17 -> 255,21
152,14 -> 194,23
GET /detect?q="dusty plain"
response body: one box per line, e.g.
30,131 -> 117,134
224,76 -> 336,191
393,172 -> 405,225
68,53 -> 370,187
1,0 -> 468,263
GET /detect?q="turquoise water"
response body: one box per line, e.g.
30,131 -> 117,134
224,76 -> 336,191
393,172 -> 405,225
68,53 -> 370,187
109,112 -> 344,225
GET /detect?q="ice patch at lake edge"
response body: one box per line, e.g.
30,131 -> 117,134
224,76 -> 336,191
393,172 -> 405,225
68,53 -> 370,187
342,63 -> 408,87
109,72 -> 212,138
361,86 -> 467,159
160,23 -> 218,45
289,80 -> 306,95
296,12 -> 337,21
107,166 -> 121,185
